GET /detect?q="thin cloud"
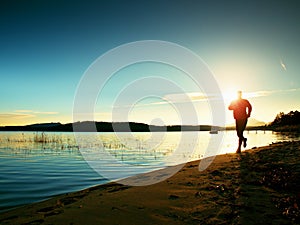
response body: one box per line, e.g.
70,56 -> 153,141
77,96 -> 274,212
15,110 -> 58,115
163,92 -> 210,103
247,88 -> 300,98
0,113 -> 35,120
113,92 -> 212,109
0,110 -> 59,121
14,110 -> 33,113
33,111 -> 58,115
111,88 -> 300,110
243,90 -> 270,99
151,88 -> 300,104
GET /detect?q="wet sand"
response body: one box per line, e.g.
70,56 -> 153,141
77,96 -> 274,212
0,141 -> 299,225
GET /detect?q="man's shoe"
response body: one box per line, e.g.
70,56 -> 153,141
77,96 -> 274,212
243,138 -> 247,148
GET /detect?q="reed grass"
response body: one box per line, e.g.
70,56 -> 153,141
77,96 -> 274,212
1,132 -> 177,163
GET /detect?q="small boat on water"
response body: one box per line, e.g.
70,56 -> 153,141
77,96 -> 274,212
209,130 -> 218,134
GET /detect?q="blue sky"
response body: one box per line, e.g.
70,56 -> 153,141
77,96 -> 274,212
0,0 -> 299,126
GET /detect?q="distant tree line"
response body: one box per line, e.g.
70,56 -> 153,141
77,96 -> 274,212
270,111 -> 300,126
269,110 -> 300,132
0,121 -> 214,132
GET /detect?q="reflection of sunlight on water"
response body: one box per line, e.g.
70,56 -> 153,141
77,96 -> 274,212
1,131 -> 299,164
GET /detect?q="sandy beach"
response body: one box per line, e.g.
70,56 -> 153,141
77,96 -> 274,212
0,141 -> 299,225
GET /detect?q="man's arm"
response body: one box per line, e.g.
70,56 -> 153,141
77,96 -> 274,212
247,101 -> 252,117
228,101 -> 234,110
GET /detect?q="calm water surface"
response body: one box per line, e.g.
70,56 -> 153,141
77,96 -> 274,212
0,131 -> 299,212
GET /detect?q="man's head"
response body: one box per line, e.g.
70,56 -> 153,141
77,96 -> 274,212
237,90 -> 242,99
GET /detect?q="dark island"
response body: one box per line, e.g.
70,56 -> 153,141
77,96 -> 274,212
0,121 -> 218,132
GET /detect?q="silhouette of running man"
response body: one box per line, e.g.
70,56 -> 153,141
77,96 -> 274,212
228,91 -> 252,153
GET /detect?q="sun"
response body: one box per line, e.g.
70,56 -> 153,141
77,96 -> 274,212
221,88 -> 239,104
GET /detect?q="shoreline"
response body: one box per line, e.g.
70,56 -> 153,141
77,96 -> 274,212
1,141 -> 299,224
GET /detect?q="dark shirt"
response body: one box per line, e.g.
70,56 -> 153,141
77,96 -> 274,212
228,99 -> 252,120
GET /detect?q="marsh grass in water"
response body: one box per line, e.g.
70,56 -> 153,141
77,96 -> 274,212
0,132 -> 178,163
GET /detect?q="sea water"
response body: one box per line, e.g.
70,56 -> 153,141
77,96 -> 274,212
0,131 -> 299,212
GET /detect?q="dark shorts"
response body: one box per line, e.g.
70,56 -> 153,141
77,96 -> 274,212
235,119 -> 248,139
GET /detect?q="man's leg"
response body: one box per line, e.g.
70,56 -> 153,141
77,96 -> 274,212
236,119 -> 248,153
243,137 -> 247,148
235,120 -> 243,153
237,138 -> 243,153
241,119 -> 248,148
238,119 -> 248,148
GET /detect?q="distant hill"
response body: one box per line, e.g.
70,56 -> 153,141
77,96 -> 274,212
27,122 -> 62,128
0,121 -> 219,132
227,118 -> 266,128
247,118 -> 266,126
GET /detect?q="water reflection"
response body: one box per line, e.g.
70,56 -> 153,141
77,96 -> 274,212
0,131 -> 299,212
0,131 -> 299,163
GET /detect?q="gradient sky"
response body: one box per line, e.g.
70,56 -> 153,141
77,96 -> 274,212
1,0 -> 299,126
